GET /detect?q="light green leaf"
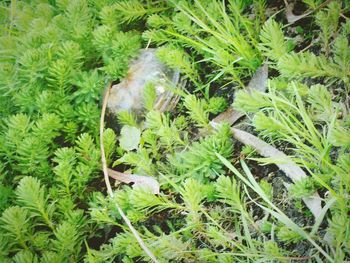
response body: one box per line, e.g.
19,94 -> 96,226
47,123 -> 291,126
119,125 -> 141,151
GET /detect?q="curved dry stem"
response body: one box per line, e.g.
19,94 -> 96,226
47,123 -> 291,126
100,83 -> 159,263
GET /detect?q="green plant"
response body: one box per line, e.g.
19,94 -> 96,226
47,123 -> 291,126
111,0 -> 169,24
260,10 -> 350,85
1,0 -> 350,262
144,0 -> 263,89
167,124 -> 234,182
233,79 -> 350,260
1,175 -> 92,261
0,1 -> 140,260
234,81 -> 336,171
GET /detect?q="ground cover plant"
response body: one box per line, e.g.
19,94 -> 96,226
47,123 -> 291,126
0,0 -> 349,262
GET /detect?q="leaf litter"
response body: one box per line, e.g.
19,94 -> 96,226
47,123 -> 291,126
108,168 -> 160,194
211,64 -> 322,218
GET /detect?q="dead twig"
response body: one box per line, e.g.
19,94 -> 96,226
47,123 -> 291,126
100,83 -> 159,263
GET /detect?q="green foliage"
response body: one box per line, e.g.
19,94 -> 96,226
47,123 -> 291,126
207,96 -> 228,114
233,88 -> 275,113
168,124 -> 233,181
47,59 -> 74,90
113,0 -> 169,24
117,110 -> 138,127
233,78 -> 350,259
143,82 -> 157,111
115,148 -> 154,175
129,188 -> 179,216
303,0 -> 323,9
315,2 -> 341,53
259,19 -> 289,61
0,183 -> 12,214
327,212 -> 350,254
277,226 -> 304,244
144,0 -> 262,88
103,128 -> 117,164
180,178 -> 212,224
1,113 -> 65,179
144,110 -> 186,150
1,0 -> 350,262
149,234 -> 190,261
1,175 -> 93,261
289,177 -> 317,198
93,28 -> 141,79
57,41 -> 84,68
15,136 -> 51,177
215,175 -> 242,212
0,206 -> 32,250
235,82 -> 338,168
277,51 -> 344,80
156,45 -> 198,83
72,70 -> 104,104
183,94 -> 209,127
0,1 -> 111,252
307,84 -> 336,122
330,124 -> 350,148
259,179 -> 273,201
13,250 -> 39,263
259,11 -> 350,84
16,177 -> 54,229
52,221 -> 82,259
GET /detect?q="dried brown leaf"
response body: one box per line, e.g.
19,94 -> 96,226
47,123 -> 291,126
212,64 -> 268,126
211,107 -> 245,126
108,168 -> 160,194
209,62 -> 322,218
284,0 -> 332,24
247,63 -> 268,93
231,128 -> 322,218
